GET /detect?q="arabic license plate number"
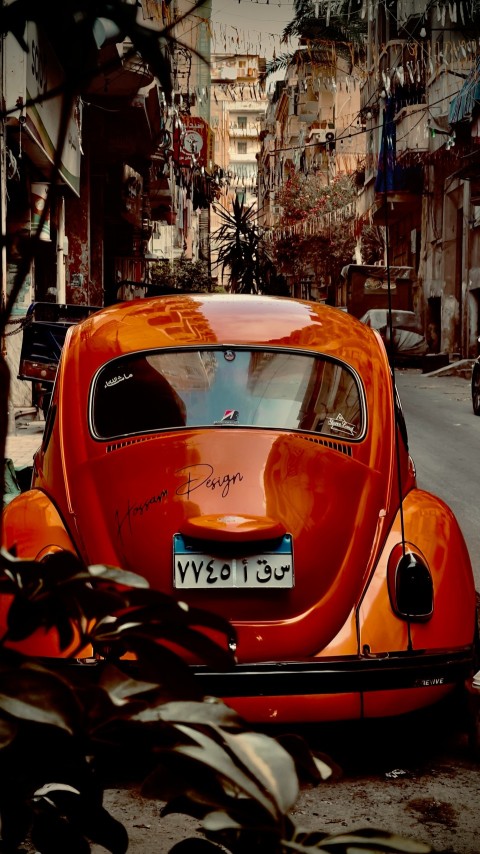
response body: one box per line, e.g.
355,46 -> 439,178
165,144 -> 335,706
173,534 -> 293,589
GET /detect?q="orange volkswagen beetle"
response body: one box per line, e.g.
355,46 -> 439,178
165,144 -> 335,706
2,294 -> 478,723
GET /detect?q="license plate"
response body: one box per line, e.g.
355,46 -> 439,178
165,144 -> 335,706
173,534 -> 294,589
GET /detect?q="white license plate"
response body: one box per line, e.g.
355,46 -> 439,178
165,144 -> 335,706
173,534 -> 294,589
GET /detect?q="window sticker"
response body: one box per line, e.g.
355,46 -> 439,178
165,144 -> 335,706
105,372 -> 133,389
220,409 -> 239,423
327,412 -> 357,437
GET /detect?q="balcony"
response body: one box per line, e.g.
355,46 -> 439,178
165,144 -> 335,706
87,38 -> 154,101
372,105 -> 424,225
378,40 -> 426,110
396,0 -> 427,30
229,152 -> 258,163
372,161 -> 424,225
148,156 -> 173,220
371,190 -> 421,225
229,124 -> 261,139
94,82 -> 166,162
395,105 -> 429,157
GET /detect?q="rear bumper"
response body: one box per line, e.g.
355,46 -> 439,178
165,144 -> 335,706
49,647 -> 476,723
189,648 -> 475,698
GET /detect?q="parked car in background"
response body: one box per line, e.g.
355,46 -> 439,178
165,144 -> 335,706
472,352 -> 480,415
359,308 -> 428,364
18,302 -> 99,416
2,294 -> 478,724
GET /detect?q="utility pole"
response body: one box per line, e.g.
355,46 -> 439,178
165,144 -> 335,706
0,17 -> 7,312
0,8 -> 13,437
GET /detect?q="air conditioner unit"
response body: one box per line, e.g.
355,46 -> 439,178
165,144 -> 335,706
308,128 -> 336,142
308,129 -> 327,142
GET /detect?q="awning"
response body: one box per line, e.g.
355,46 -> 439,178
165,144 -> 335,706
449,60 -> 480,125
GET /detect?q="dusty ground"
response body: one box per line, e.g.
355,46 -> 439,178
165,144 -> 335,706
91,698 -> 480,854
99,756 -> 479,854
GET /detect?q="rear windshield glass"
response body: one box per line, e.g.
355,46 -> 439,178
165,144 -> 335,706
90,348 -> 365,441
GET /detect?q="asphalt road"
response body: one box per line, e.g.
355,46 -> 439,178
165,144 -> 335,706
394,368 -> 480,589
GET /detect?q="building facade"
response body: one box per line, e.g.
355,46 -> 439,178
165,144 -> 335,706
358,0 -> 480,357
152,0 -> 216,272
0,0 -> 221,410
257,44 -> 361,300
210,53 -> 268,288
211,53 -> 267,207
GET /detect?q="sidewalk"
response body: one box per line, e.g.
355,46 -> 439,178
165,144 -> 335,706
5,416 -> 45,470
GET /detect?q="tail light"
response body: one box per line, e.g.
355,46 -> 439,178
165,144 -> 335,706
387,544 -> 433,621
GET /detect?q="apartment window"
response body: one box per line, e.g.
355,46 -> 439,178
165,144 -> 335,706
238,141 -> 247,154
237,116 -> 247,129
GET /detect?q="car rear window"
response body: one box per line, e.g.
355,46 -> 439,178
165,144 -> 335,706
90,348 -> 365,441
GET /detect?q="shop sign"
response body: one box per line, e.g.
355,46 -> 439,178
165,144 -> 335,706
173,116 -> 209,167
25,21 -> 81,195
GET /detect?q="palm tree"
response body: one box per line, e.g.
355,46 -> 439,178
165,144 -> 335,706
283,0 -> 367,46
212,197 -> 264,293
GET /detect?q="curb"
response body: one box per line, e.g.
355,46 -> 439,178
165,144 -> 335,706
423,359 -> 474,378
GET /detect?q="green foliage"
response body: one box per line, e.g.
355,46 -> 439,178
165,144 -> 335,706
281,0 -> 367,63
150,258 -> 215,293
212,198 -> 285,294
277,173 -> 355,222
271,175 -> 357,293
212,198 -> 263,294
0,547 -> 238,852
359,225 -> 386,265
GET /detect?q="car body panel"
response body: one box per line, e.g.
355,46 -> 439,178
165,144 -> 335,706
2,294 -> 477,722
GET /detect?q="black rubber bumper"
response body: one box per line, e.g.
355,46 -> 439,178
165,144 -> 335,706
189,649 -> 475,698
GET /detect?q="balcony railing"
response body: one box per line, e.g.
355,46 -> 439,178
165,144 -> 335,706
229,124 -> 261,138
395,104 -> 429,156
378,40 -> 427,110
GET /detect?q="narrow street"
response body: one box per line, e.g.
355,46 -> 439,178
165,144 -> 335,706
395,368 -> 480,588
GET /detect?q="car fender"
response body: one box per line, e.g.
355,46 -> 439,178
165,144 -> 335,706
0,490 -> 94,659
358,488 -> 477,653
2,489 -> 78,561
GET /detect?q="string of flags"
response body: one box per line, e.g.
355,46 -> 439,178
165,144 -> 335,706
211,23 -> 293,58
268,201 -> 357,240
